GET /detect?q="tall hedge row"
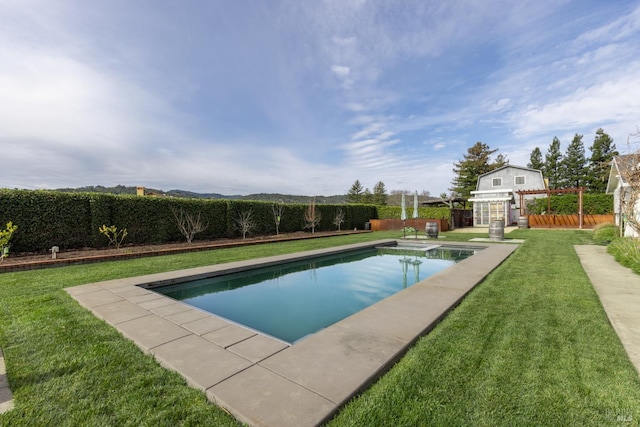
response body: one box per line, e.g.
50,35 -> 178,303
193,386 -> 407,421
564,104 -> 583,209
0,190 -> 378,252
527,193 -> 614,215
0,190 -> 93,252
377,206 -> 450,220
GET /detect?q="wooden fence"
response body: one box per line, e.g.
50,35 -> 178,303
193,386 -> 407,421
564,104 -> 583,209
527,214 -> 614,229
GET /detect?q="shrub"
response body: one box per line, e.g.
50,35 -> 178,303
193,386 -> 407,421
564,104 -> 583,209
592,223 -> 619,245
0,221 -> 18,260
528,194 -> 613,215
607,237 -> 640,274
0,190 -> 380,251
0,190 -> 93,252
377,206 -> 450,220
98,225 -> 128,249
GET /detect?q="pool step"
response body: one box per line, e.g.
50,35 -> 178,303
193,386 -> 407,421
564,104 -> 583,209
376,244 -> 441,252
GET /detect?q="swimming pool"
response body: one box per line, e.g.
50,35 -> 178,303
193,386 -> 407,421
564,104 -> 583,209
154,245 -> 478,343
68,239 -> 518,426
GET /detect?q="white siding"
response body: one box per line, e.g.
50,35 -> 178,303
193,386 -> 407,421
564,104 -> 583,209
471,166 -> 546,226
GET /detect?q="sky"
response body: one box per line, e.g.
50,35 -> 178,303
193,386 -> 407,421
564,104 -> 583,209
1,0 -> 640,197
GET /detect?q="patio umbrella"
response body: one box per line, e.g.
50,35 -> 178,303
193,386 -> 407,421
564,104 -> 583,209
401,193 -> 407,221
400,257 -> 409,288
413,191 -> 419,219
412,258 -> 422,284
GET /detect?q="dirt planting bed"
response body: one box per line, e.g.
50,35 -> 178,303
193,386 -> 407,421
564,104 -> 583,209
0,231 -> 369,273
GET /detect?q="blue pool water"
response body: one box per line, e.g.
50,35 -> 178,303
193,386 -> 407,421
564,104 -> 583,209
156,246 -> 476,343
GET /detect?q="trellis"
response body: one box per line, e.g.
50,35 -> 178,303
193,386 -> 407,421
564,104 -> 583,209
516,188 -> 586,229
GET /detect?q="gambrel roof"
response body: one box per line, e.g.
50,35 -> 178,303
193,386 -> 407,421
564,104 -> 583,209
476,164 -> 543,180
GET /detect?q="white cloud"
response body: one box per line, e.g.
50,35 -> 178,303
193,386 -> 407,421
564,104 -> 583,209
491,98 -> 512,112
331,65 -> 350,77
1,0 -> 638,199
331,64 -> 353,89
574,3 -> 640,45
351,122 -> 384,140
346,102 -> 366,112
515,71 -> 640,137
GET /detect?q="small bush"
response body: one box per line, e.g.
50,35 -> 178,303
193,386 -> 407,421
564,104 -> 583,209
592,223 -> 619,245
98,225 -> 128,249
0,221 -> 18,260
607,237 -> 640,274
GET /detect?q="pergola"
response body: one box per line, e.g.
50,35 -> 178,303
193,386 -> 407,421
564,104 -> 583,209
515,188 -> 587,229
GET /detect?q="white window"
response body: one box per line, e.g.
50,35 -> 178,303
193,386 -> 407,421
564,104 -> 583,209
515,176 -> 525,185
492,177 -> 502,187
473,201 -> 506,226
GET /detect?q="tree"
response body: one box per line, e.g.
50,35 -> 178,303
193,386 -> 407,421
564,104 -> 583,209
304,196 -> 322,233
234,209 -> 255,239
332,208 -> 345,231
271,202 -> 285,235
450,142 -> 502,198
361,188 -> 372,204
346,180 -> 364,203
528,147 -> 544,171
544,137 -> 563,189
619,129 -> 640,235
587,128 -> 618,193
372,181 -> 388,205
561,133 -> 587,188
493,153 -> 509,169
171,207 -> 208,244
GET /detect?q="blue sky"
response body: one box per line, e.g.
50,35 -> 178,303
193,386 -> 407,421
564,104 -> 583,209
1,1 -> 639,196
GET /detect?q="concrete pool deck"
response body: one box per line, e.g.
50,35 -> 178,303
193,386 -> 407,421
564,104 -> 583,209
66,240 -> 518,426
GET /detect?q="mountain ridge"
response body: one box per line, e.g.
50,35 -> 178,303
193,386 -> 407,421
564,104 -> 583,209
54,185 -> 347,204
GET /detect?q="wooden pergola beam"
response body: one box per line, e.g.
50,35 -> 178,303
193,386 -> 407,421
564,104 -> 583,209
515,187 -> 587,229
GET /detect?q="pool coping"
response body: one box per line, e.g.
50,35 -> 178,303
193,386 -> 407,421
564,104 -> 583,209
66,239 -> 518,427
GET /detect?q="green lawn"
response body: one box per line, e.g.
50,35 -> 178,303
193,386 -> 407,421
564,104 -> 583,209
330,230 -> 640,426
1,230 -> 639,426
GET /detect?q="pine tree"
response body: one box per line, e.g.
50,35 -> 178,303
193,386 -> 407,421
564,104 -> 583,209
586,128 -> 618,193
561,133 -> 587,188
362,188 -> 373,204
528,147 -> 544,171
544,137 -> 563,189
450,142 -> 501,198
493,153 -> 509,169
372,181 -> 388,205
346,180 -> 364,203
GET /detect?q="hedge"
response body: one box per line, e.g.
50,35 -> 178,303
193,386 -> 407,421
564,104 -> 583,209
0,190 -> 379,253
377,205 -> 450,220
0,190 -> 93,252
527,193 -> 614,215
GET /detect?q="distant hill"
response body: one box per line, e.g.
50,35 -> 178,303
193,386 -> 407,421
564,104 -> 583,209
54,185 -> 346,204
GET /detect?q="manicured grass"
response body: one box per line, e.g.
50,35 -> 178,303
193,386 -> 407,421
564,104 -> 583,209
2,230 -> 639,426
329,230 -> 640,426
0,231 -> 399,425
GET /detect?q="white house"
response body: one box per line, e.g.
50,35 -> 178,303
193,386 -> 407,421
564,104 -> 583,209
606,154 -> 639,237
468,165 -> 546,226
